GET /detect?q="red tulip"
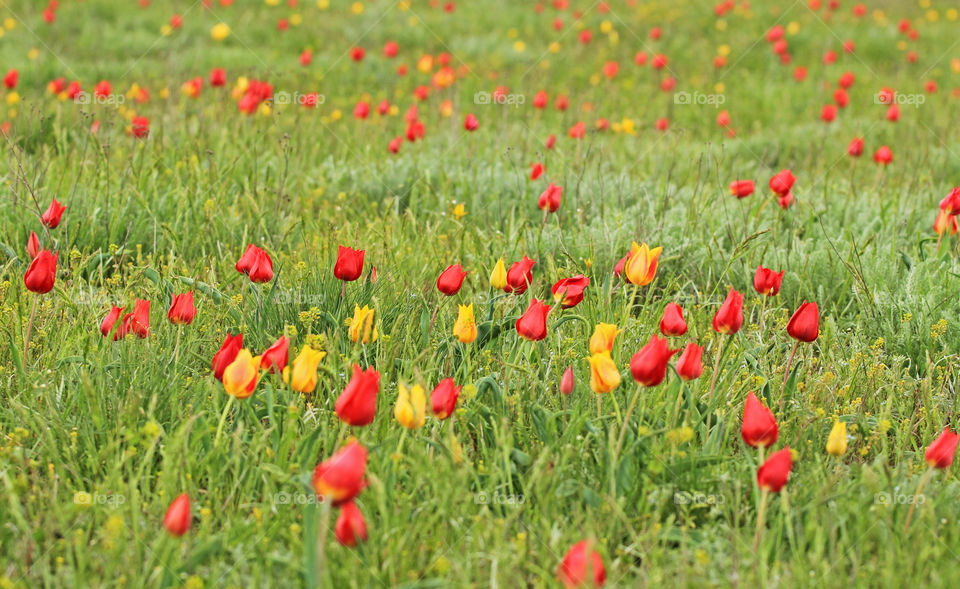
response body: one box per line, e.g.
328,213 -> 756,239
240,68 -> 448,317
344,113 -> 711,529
757,447 -> 792,492
655,118 -> 669,132
630,335 -> 677,387
167,292 -> 196,325
334,246 -> 365,281
504,256 -> 535,294
516,299 -> 550,341
3,68 -> 18,89
130,116 -> 150,138
940,187 -> 960,214
41,199 -> 66,229
560,366 -> 575,395
538,182 -> 563,212
437,263 -> 467,296
463,113 -> 479,131
651,53 -> 668,69
821,105 -> 837,123
874,145 -> 893,165
742,391 -> 778,448
388,136 -> 402,153
163,493 -> 191,536
551,275 -> 589,308
131,299 -> 151,338
568,122 -> 585,139
431,377 -> 461,419
247,248 -> 273,283
383,41 -> 399,58
925,428 -> 959,469
557,540 -> 606,588
786,301 -> 819,342
545,134 -> 556,149
24,249 -> 57,294
675,343 -> 703,380
100,305 -> 124,337
729,180 -> 754,198
210,68 -> 226,86
753,266 -> 784,296
353,101 -> 370,119
712,287 -> 744,334
658,303 -> 687,336
312,441 -> 368,505
212,333 -> 243,380
335,500 -> 368,546
769,169 -> 795,196
350,47 -> 365,61
26,231 -> 39,260
261,335 -> 289,373
847,137 -> 864,157
530,162 -> 544,180
335,365 -> 381,426
833,88 -> 849,107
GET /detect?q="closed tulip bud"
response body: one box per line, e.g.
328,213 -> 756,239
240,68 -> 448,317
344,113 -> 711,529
712,287 -> 744,335
312,440 -> 368,506
40,199 -> 66,228
847,137 -> 864,157
490,257 -> 508,290
741,392 -> 778,448
334,245 -> 366,281
167,292 -> 196,325
24,249 -> 57,294
222,349 -> 261,399
786,300 -> 819,342
560,366 -> 575,395
437,263 -> 467,296
463,113 -> 479,131
551,275 -> 589,308
130,299 -> 151,338
212,333 -> 243,380
395,383 -> 427,429
100,305 -> 125,338
349,305 -> 378,344
235,243 -> 258,274
675,343 -> 703,380
538,182 -> 563,213
630,335 -> 678,387
757,447 -> 793,492
769,169 -> 796,196
729,180 -> 755,198
353,100 -> 370,119
335,501 -> 368,546
516,299 -> 551,341
453,304 -> 477,343
505,256 -> 536,294
163,493 -> 191,537
586,352 -> 620,394
826,421 -> 848,456
658,302 -> 687,336
260,336 -> 289,373
283,347 -> 326,393
623,242 -> 661,286
753,266 -> 784,296
335,365 -> 380,426
557,540 -> 606,588
925,428 -> 959,469
431,378 -> 461,419
589,323 -> 619,355
247,249 -> 274,283
873,145 -> 893,165
26,231 -> 39,260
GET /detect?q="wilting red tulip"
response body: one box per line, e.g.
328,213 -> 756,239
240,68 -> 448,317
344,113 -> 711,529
504,256 -> 535,294
167,292 -> 196,325
335,365 -> 381,426
659,303 -> 687,336
630,335 -> 677,387
729,180 -> 754,198
334,246 -> 365,281
538,182 -> 563,212
753,266 -> 784,296
530,162 -> 544,180
26,231 -> 39,260
873,145 -> 893,165
163,493 -> 191,537
431,378 -> 461,419
261,335 -> 290,373
40,199 -> 66,228
757,447 -> 793,492
464,113 -> 479,131
786,301 -> 819,342
925,428 -> 959,469
675,343 -> 703,380
551,275 -> 589,308
557,540 -> 606,588
847,137 -> 864,157
312,440 -> 368,505
560,366 -> 575,395
24,249 -> 57,294
712,287 -> 744,334
516,299 -> 550,341
335,501 -> 368,546
437,263 -> 467,296
742,392 -> 778,448
212,333 -> 243,380
769,169 -> 795,196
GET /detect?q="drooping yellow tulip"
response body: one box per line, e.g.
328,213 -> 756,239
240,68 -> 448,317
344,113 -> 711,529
349,304 -> 378,344
588,323 -> 619,355
453,304 -> 478,343
624,242 -> 662,286
586,352 -> 621,394
283,347 -> 327,393
394,383 -> 426,429
826,421 -> 848,456
222,349 -> 261,399
490,258 -> 508,290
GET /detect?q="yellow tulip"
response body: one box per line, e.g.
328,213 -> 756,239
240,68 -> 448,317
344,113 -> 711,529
586,352 -> 620,394
589,323 -> 619,355
624,242 -> 662,286
826,421 -> 848,456
211,23 -> 230,41
453,304 -> 478,343
222,349 -> 261,399
349,304 -> 378,344
395,383 -> 426,429
490,258 -> 507,290
283,347 -> 326,393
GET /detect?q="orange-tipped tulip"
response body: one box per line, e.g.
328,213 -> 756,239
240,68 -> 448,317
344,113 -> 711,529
311,440 -> 368,506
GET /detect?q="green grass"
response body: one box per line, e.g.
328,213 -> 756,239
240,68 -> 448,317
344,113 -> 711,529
2,0 -> 960,587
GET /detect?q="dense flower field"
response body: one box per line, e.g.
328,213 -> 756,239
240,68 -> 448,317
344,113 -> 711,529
3,0 -> 960,587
